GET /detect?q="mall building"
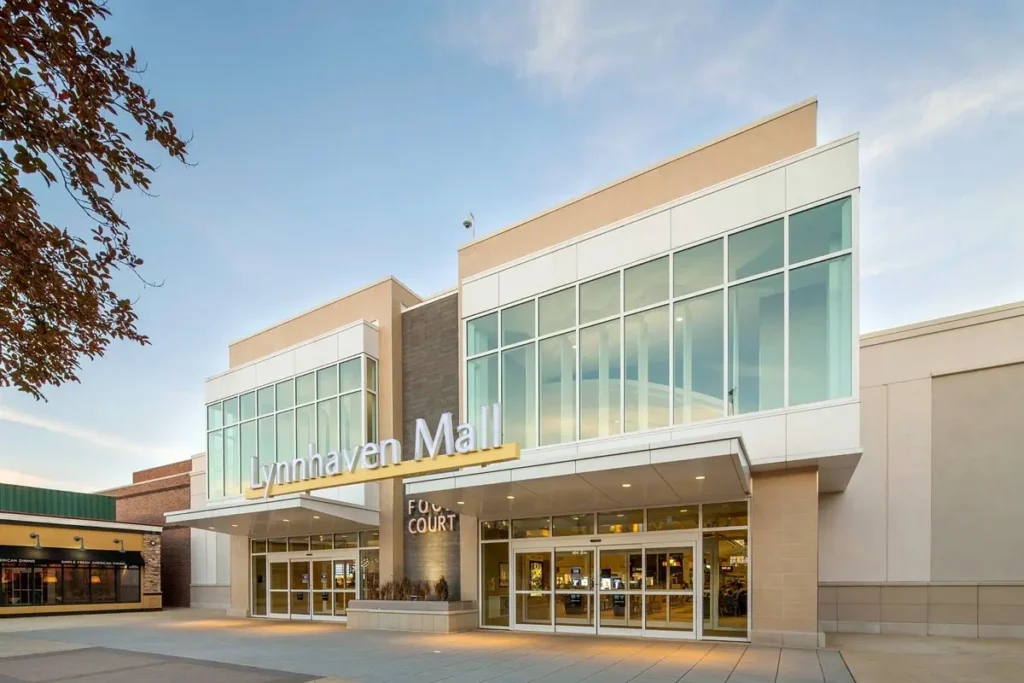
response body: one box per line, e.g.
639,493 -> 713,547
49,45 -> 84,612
166,98 -> 1024,646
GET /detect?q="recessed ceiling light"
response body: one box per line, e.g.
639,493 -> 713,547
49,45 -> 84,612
457,501 -> 465,505
282,519 -> 290,522
621,483 -> 632,488
208,526 -> 215,530
313,515 -> 320,519
506,495 -> 515,500
617,513 -> 624,518
676,317 -> 683,322
231,524 -> 238,528
680,509 -> 688,513
695,476 -> 706,481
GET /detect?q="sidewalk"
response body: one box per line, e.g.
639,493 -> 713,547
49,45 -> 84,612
831,633 -> 1024,683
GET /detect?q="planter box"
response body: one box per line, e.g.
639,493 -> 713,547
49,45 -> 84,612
346,600 -> 477,633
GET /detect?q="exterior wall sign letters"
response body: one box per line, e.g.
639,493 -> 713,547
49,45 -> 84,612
406,499 -> 457,534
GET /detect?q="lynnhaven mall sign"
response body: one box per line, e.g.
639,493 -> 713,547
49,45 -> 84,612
246,404 -> 519,499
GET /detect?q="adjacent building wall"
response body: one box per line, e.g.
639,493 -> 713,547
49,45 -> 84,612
104,460 -> 191,608
820,301 -> 1024,638
186,453 -> 232,609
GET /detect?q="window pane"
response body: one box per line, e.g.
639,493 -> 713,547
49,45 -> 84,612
624,306 -> 670,432
317,365 -> 338,399
311,534 -> 333,551
624,256 -> 668,311
257,416 -> 275,470
207,430 -> 223,499
268,538 -> 287,553
339,393 -> 362,453
580,319 -> 621,439
789,196 -> 852,264
703,501 -> 749,528
62,567 -> 90,604
648,506 -> 699,531
599,548 -> 643,591
674,239 -> 723,297
366,357 -> 377,392
728,219 -> 783,281
239,392 -> 256,421
257,386 -> 275,416
467,353 -> 498,443
296,405 -> 315,459
516,551 -> 551,590
334,532 -> 358,549
118,567 -> 140,603
501,300 -> 535,346
538,287 -> 575,336
224,425 -> 240,496
207,402 -> 222,430
502,343 -> 536,449
359,530 -> 379,547
579,273 -> 620,324
552,514 -> 594,536
597,510 -> 644,534
240,421 -> 257,488
360,549 -> 379,597
539,332 -> 576,446
90,567 -> 116,602
790,255 -> 853,406
482,542 -> 510,626
674,291 -> 725,424
512,517 -> 550,539
366,392 -> 377,443
289,536 -> 309,552
317,398 -> 339,454
467,313 -> 498,355
296,373 -> 315,405
223,397 -> 239,426
728,274 -> 783,415
251,556 -> 266,616
703,530 -> 748,638
481,520 -> 510,541
251,539 -> 267,553
276,380 -> 294,410
645,548 -> 694,591
339,358 -> 361,393
276,411 -> 294,463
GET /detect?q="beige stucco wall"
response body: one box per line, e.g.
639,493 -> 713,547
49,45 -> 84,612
751,468 -> 820,648
456,99 -> 818,282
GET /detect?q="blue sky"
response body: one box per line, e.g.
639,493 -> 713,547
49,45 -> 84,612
1,0 -> 1023,492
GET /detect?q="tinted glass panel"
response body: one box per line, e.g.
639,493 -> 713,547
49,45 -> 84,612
728,274 -> 784,414
624,256 -> 669,311
296,373 -> 316,405
789,197 -> 852,264
674,291 -> 724,423
624,306 -> 670,432
552,514 -> 594,536
481,520 -> 510,541
674,239 -> 723,297
317,365 -> 338,398
257,386 -> 275,416
539,332 -> 576,446
538,287 -> 575,336
647,506 -> 699,531
239,392 -> 256,421
703,501 -> 749,528
467,313 -> 498,355
501,300 -> 535,346
597,510 -> 643,534
512,517 -> 550,539
502,343 -> 536,449
339,358 -> 361,393
728,219 -> 783,281
579,273 -> 620,324
580,320 -> 621,439
276,380 -> 294,410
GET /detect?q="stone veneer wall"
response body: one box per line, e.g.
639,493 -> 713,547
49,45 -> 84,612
750,468 -> 820,648
401,292 -> 459,447
820,584 -> 1024,639
142,533 -> 162,596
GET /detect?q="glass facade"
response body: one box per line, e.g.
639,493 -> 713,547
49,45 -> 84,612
206,355 -> 378,500
0,563 -> 141,606
465,196 -> 854,449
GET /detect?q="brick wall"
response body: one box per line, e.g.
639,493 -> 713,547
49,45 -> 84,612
401,293 -> 460,448
105,461 -> 191,607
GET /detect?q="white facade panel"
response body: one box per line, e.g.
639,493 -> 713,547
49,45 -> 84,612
785,402 -> 860,458
462,273 -> 500,317
670,169 -> 785,248
359,323 -> 380,359
785,140 -> 859,210
886,378 -> 932,582
205,366 -> 257,403
215,531 -> 231,584
294,335 -> 339,375
818,386 -> 888,582
498,245 -> 577,306
576,210 -> 671,280
332,325 -> 364,361
254,351 -> 295,387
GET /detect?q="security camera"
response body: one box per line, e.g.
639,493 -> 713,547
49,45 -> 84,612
463,213 -> 475,230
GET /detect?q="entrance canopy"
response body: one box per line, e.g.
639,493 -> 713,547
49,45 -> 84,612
406,434 -> 751,518
165,494 -> 378,538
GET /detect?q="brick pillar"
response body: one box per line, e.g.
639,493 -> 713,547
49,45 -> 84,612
142,533 -> 162,597
750,468 -> 820,648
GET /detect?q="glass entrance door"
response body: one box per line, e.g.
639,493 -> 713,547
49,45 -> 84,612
644,545 -> 696,637
333,558 -> 356,617
311,560 -> 332,618
289,560 -> 311,618
554,549 -> 595,633
597,547 -> 643,635
513,550 -> 552,630
269,561 -> 289,617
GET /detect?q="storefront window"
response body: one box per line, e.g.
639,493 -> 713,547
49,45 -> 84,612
311,534 -> 333,551
251,556 -> 266,616
117,567 -> 140,603
288,536 -> 309,552
597,510 -> 644,534
481,542 -> 510,627
359,549 -> 379,598
333,532 -> 358,549
89,567 -> 116,602
647,506 -> 699,531
267,538 -> 287,553
359,530 -> 379,547
702,501 -> 748,528
552,514 -> 594,536
480,520 -> 510,541
512,517 -> 550,539
703,530 -> 748,638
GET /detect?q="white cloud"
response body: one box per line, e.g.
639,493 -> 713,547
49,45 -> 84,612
0,467 -> 94,493
0,406 -> 179,460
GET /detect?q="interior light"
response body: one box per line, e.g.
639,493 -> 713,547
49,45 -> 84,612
208,527 -> 215,530
457,501 -> 465,505
695,476 -> 706,480
621,483 -> 631,488
676,317 -> 683,322
617,513 -> 624,518
506,495 -> 515,500
680,509 -> 688,513
313,515 -> 320,519
231,524 -> 238,528
282,519 -> 290,522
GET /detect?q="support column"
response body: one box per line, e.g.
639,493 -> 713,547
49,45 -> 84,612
227,534 -> 249,617
460,513 -> 479,603
750,467 -> 821,648
378,478 -> 405,584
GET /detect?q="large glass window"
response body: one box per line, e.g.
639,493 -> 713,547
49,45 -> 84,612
674,291 -> 724,423
317,397 -> 340,454
240,422 -> 257,487
624,306 -> 670,432
579,273 -> 620,324
728,274 -> 784,415
465,195 -> 854,452
339,393 -> 361,453
789,197 -> 851,264
502,343 -> 536,449
339,358 -> 361,394
467,313 -> 498,355
223,397 -> 239,426
295,405 -> 315,460
482,542 -> 510,627
580,319 -> 621,439
117,567 -> 140,603
317,365 -> 338,399
257,416 -> 275,470
539,332 -> 576,446
223,425 -> 240,496
207,430 -> 223,499
789,255 -> 853,406
296,373 -> 316,406
674,239 -> 723,297
276,410 -> 295,463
